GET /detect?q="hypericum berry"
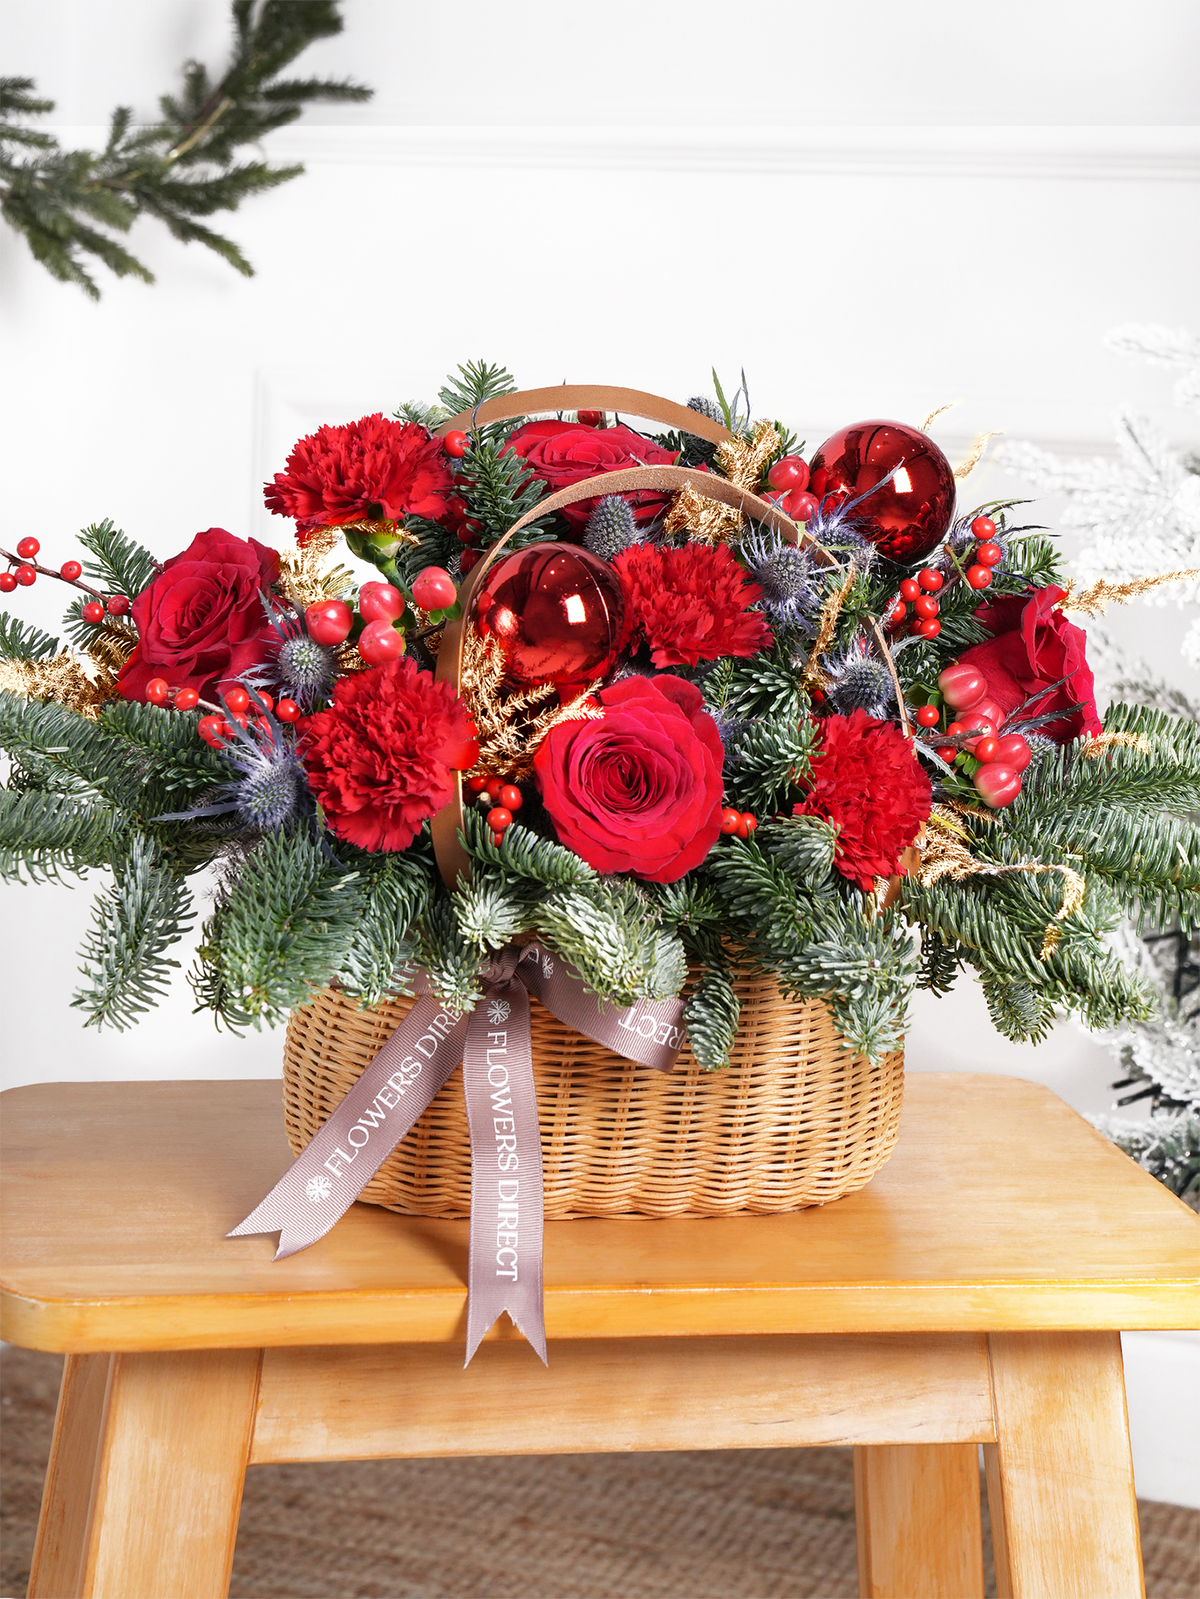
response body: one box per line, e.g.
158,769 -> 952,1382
974,736 -> 1000,763
459,549 -> 481,573
15,564 -> 36,586
974,763 -> 1022,808
968,699 -> 1005,735
937,664 -> 987,710
146,678 -> 170,705
305,599 -> 354,646
720,807 -> 741,836
965,564 -> 992,590
223,685 -> 250,713
106,595 -> 129,616
992,733 -> 1032,773
888,601 -> 907,626
411,566 -> 457,611
914,595 -> 939,619
577,409 -> 603,426
918,568 -> 944,592
915,704 -> 941,728
197,714 -> 224,745
16,537 -> 40,559
358,620 -> 404,666
275,698 -> 301,723
0,571 -> 15,593
81,599 -> 105,622
975,541 -> 1003,567
767,455 -> 809,492
916,617 -> 942,638
60,560 -> 82,581
358,581 -> 404,624
174,687 -> 199,711
498,784 -> 523,812
783,489 -> 819,521
467,774 -> 490,792
899,578 -> 921,601
486,806 -> 513,831
443,430 -> 470,457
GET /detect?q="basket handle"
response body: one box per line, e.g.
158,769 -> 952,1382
433,384 -> 737,447
431,465 -> 817,884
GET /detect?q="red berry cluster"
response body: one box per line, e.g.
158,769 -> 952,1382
919,662 -> 1032,808
720,807 -> 758,839
764,455 -> 818,522
888,566 -> 945,638
963,515 -> 1003,590
304,566 -> 459,669
0,536 -> 128,616
467,773 -> 524,846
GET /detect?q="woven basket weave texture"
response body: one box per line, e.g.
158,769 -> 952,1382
284,974 -> 904,1220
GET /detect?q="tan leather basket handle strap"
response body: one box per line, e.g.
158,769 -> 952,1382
434,385 -> 737,447
431,465 -> 823,884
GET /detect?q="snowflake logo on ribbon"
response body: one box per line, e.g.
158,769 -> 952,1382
487,998 -> 511,1025
306,1175 -> 332,1204
542,956 -> 555,977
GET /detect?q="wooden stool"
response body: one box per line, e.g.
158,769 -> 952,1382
3,1073 -> 1196,1599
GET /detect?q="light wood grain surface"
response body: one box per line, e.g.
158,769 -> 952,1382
3,1073 -> 1197,1352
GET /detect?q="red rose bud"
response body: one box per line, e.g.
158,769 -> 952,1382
992,733 -> 1032,773
937,663 -> 987,710
357,619 -> 405,666
306,599 -> 354,645
358,581 -> 404,624
411,566 -> 458,611
974,763 -> 1022,808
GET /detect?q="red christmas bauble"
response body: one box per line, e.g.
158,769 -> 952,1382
809,420 -> 956,564
473,544 -> 625,687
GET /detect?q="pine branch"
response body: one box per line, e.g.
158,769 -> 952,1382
722,712 -> 815,816
539,878 -> 675,1005
916,927 -> 964,995
681,947 -> 741,1071
980,976 -> 1057,1044
76,518 -> 160,602
0,788 -> 124,883
416,895 -> 483,1014
437,360 -> 518,425
0,612 -> 61,661
455,435 -> 551,549
71,834 -> 194,1030
461,808 -> 597,887
332,848 -> 437,1007
755,813 -> 836,884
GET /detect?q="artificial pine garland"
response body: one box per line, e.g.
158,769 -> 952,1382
1,361 -> 1198,1085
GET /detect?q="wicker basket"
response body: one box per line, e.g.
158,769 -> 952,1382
283,973 -> 904,1219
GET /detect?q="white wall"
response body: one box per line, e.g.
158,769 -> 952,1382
2,0 -> 1197,1502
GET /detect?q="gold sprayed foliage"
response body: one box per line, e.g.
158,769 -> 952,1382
1058,569 -> 1200,617
278,528 -> 357,611
459,626 -> 602,781
664,420 -> 781,544
0,651 -> 118,718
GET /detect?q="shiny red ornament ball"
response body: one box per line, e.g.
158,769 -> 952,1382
59,560 -> 82,581
306,599 -> 353,645
146,678 -> 170,705
0,572 -> 16,593
473,544 -> 625,687
358,620 -> 404,666
916,704 -> 941,728
16,565 -> 36,586
81,599 -> 105,622
444,430 -> 470,458
174,687 -> 200,711
16,537 -> 39,559
276,699 -> 301,723
358,581 -> 404,624
808,420 -> 956,563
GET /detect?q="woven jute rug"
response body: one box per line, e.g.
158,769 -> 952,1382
3,1347 -> 1197,1599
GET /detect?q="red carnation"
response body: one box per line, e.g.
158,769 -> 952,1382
300,659 -> 478,853
613,542 -> 773,668
264,415 -> 455,541
793,710 -> 931,893
506,420 -> 679,531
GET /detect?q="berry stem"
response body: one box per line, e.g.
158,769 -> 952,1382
0,546 -> 106,600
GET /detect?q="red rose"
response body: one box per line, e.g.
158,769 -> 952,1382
300,658 -> 477,853
957,585 -> 1101,743
793,710 -> 931,893
264,414 -> 454,540
506,420 -> 679,531
117,528 -> 279,703
534,674 -> 724,882
614,541 -> 773,668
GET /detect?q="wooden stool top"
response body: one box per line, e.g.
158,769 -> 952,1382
2,1073 -> 1196,1352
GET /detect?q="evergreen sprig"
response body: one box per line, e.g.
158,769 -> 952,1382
0,613 -> 60,661
0,789 -> 124,883
1,3 -> 371,297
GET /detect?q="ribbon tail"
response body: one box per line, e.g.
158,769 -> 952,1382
461,979 -> 547,1367
228,996 -> 469,1258
518,939 -> 687,1073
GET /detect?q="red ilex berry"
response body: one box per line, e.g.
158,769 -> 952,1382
487,807 -> 513,832
936,745 -> 957,762
734,812 -> 757,839
486,777 -> 505,800
358,620 -> 404,666
16,537 -> 40,560
275,699 -> 302,724
945,721 -> 966,739
720,807 -> 741,836
459,549 -> 481,573
888,601 -> 907,626
174,687 -> 200,712
577,409 -> 603,426
974,736 -> 1000,763
918,568 -> 944,592
444,495 -> 468,525
492,831 -> 506,848
106,595 -> 129,616
59,560 -> 82,581
16,564 -> 36,586
767,455 -> 809,492
975,541 -> 1003,567
146,678 -> 170,706
305,599 -> 354,645
899,578 -> 920,601
443,430 -> 470,458
915,704 -> 941,728
783,489 -> 818,521
917,617 -> 942,638
0,572 -> 16,593
965,564 -> 992,590
81,599 -> 105,622
992,733 -> 1032,773
411,566 -> 458,611
358,581 -> 404,624
197,715 -> 224,745
254,690 -> 274,714
498,784 -> 523,812
467,774 -> 490,793
914,595 -> 939,619
223,685 -> 250,714
971,516 -> 997,540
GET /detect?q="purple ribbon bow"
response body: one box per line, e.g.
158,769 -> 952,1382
230,940 -> 686,1364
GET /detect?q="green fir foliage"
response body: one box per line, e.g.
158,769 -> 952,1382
0,789 -> 125,883
0,613 -> 60,661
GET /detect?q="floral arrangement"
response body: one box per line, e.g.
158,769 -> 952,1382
2,361 -> 1198,1070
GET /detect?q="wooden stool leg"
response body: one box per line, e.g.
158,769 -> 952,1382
853,1443 -> 984,1598
29,1348 -> 261,1599
985,1331 -> 1144,1599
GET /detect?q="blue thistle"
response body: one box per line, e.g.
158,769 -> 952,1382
584,495 -> 638,563
686,396 -> 723,424
155,697 -> 314,835
259,603 -> 337,709
739,528 -> 820,629
821,641 -> 896,720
